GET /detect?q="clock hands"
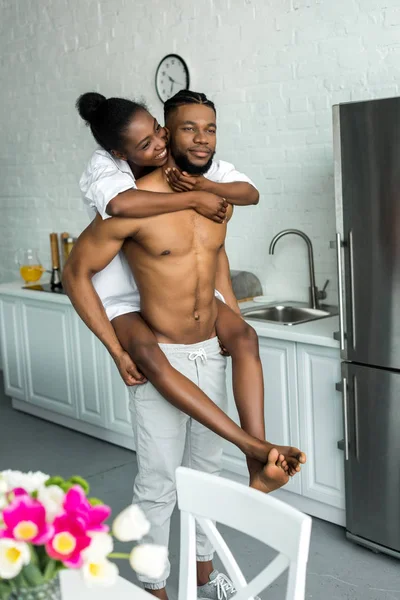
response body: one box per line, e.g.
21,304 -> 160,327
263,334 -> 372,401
167,75 -> 185,86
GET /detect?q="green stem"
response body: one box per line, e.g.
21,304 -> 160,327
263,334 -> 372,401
108,552 -> 130,560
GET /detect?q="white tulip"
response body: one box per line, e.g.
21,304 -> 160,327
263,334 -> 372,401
0,470 -> 49,494
0,476 -> 8,495
129,544 -> 168,580
0,539 -> 30,579
37,485 -> 65,522
82,558 -> 119,587
82,532 -> 113,561
0,476 -> 8,513
112,505 -> 150,542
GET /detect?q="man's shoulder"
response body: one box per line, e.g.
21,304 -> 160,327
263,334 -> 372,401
136,168 -> 164,192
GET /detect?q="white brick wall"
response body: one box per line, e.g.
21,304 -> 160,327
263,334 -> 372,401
1,0 -> 399,306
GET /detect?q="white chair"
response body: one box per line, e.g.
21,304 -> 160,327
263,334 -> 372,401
176,467 -> 312,600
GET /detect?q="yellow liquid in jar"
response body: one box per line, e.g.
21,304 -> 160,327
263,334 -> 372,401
20,265 -> 43,283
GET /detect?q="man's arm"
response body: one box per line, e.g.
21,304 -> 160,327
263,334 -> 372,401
63,216 -> 143,385
106,188 -> 228,222
166,169 -> 259,206
215,246 -> 241,316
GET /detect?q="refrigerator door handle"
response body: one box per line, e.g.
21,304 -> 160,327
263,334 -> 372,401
336,232 -> 346,351
343,376 -> 349,461
353,375 -> 360,461
349,229 -> 356,350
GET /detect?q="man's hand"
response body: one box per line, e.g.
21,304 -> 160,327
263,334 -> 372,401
166,168 -> 204,192
113,350 -> 147,386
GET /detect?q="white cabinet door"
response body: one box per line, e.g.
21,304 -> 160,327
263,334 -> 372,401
102,350 -> 133,439
72,316 -> 107,428
21,300 -> 77,418
260,338 -> 301,494
223,337 -> 301,494
0,297 -> 26,400
297,344 -> 344,509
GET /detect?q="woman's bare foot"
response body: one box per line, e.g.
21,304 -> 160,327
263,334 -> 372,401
250,448 -> 289,493
250,440 -> 306,477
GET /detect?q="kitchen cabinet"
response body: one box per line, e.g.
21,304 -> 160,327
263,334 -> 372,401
72,315 -> 107,428
297,343 -> 344,510
72,318 -> 134,443
0,297 -> 26,401
222,338 -> 301,495
102,350 -> 133,439
21,299 -> 77,418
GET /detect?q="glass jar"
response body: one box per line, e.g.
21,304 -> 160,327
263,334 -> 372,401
9,575 -> 61,600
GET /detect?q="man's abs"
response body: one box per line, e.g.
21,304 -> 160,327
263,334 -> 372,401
122,211 -> 226,344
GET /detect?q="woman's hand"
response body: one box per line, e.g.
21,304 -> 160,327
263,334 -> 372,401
165,168 -> 205,192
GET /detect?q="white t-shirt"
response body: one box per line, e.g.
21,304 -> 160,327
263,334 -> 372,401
80,148 -> 256,321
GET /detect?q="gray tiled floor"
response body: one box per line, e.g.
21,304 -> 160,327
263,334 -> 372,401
1,379 -> 399,599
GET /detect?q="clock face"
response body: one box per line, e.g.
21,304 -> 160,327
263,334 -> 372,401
155,54 -> 190,103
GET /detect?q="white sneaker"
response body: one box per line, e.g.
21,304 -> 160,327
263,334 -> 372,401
197,569 -> 261,600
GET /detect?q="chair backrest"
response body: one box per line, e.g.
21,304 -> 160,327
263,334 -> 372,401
176,467 -> 312,600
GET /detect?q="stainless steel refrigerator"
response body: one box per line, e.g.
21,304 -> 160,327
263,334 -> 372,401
333,96 -> 400,559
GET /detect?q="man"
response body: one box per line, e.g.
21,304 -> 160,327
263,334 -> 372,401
64,91 -> 304,599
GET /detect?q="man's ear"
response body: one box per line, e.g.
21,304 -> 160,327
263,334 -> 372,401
111,149 -> 128,161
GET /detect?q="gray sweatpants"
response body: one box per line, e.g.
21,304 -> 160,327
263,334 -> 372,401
128,336 -> 227,590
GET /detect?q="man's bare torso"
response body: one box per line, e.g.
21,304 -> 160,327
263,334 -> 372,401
121,168 -> 231,344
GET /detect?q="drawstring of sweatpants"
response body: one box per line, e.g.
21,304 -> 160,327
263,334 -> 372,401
188,348 -> 208,363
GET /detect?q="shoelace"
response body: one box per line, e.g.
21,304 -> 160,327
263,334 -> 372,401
188,348 -> 208,363
212,573 -> 236,600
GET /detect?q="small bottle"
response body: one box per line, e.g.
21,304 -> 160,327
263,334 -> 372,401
49,233 -> 62,290
60,232 -> 69,269
65,237 -> 75,259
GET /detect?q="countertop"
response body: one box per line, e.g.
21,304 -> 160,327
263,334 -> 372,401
0,281 -> 70,304
0,282 -> 340,349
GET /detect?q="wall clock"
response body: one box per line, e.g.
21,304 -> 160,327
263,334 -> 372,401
155,54 -> 190,103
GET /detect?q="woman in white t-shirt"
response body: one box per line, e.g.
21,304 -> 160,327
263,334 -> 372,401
66,92 -> 304,486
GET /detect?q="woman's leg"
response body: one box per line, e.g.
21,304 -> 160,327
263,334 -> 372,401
215,300 -> 306,478
112,311 -> 284,473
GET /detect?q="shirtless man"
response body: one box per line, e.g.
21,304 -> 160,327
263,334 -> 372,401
65,92 -> 302,598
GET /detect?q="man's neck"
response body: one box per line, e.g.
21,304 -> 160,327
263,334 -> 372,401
148,156 -> 177,182
165,156 -> 178,170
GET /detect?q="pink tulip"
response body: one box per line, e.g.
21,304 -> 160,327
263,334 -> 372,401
11,488 -> 28,497
0,495 -> 54,545
63,486 -> 111,533
46,513 -> 91,568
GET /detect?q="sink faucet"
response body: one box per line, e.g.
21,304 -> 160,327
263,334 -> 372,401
269,229 -> 328,310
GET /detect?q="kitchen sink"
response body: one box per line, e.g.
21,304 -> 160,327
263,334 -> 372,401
241,302 -> 338,326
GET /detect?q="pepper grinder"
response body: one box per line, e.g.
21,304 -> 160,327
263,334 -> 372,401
60,232 -> 69,269
50,233 -> 62,290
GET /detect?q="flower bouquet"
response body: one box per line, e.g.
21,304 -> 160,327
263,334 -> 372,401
0,470 -> 167,599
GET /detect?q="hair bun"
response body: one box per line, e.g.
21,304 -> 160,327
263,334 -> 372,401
76,92 -> 106,124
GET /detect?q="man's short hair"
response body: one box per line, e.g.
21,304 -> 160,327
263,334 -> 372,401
164,90 -> 216,123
